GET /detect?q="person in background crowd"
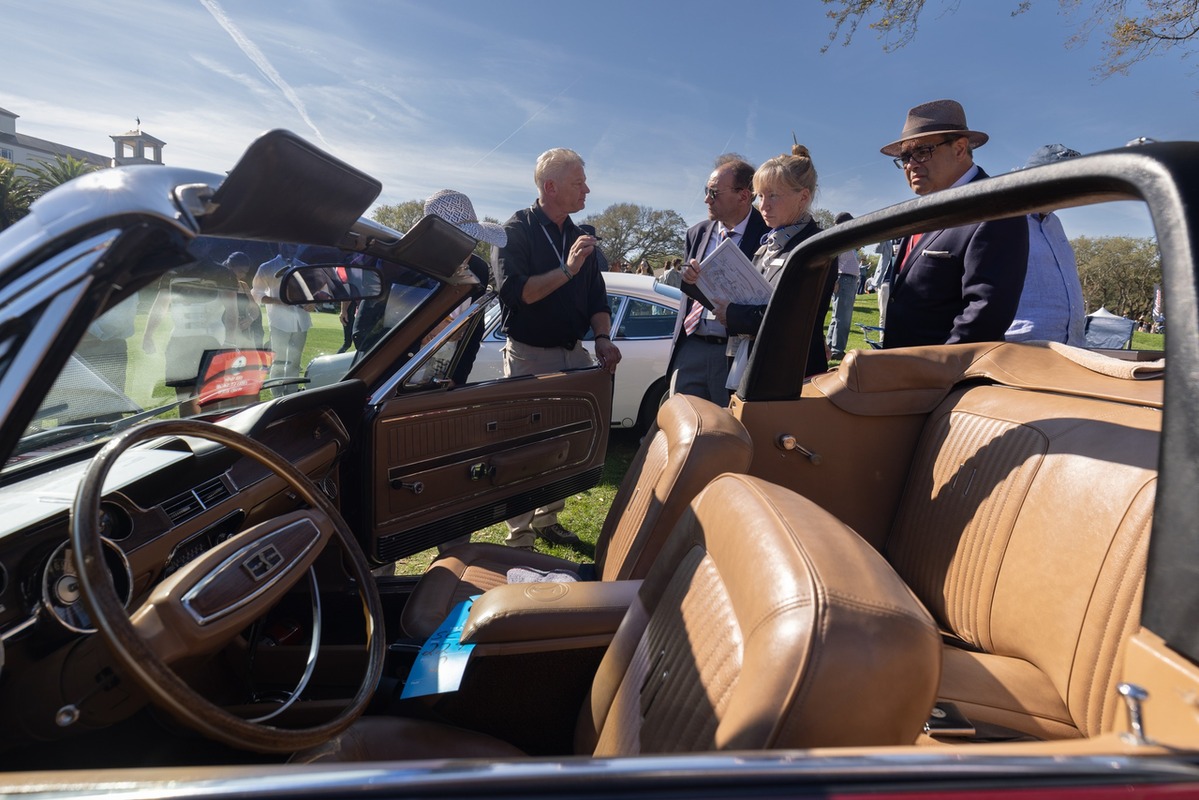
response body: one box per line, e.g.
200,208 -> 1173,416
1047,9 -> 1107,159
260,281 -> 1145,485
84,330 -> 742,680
659,257 -> 683,287
222,251 -> 264,348
1005,144 -> 1086,346
872,237 -> 899,338
825,211 -> 859,361
422,188 -> 509,553
879,99 -> 1029,349
252,244 -> 313,396
143,257 -> 238,414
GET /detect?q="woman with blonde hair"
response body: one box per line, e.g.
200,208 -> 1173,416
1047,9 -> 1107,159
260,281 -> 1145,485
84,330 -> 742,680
716,143 -> 832,389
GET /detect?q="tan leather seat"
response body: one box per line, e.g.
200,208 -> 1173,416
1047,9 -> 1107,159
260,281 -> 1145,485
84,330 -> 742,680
884,385 -> 1159,739
296,474 -> 941,762
401,394 -> 753,639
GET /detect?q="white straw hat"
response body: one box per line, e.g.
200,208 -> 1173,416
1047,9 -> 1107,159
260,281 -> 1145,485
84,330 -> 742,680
423,189 -> 507,248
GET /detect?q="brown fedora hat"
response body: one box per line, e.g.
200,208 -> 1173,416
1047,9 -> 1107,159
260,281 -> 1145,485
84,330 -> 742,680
880,99 -> 989,157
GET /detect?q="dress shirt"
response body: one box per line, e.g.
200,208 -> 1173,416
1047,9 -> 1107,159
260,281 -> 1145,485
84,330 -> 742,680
1005,212 -> 1086,345
836,250 -> 859,276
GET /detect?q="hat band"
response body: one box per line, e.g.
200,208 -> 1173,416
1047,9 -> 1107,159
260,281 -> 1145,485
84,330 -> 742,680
904,122 -> 967,138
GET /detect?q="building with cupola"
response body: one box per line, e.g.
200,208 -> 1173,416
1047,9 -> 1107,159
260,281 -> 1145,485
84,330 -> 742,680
0,107 -> 165,169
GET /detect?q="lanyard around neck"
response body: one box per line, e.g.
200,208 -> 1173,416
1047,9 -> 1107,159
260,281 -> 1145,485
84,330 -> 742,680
541,224 -> 568,268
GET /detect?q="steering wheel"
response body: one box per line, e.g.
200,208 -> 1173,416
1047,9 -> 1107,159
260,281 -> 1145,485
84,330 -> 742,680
71,419 -> 386,754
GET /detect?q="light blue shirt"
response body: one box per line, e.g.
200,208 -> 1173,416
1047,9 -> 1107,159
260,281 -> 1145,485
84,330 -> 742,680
1005,212 -> 1085,346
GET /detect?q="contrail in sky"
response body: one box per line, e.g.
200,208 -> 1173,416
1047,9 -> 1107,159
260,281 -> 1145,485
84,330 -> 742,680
472,77 -> 580,169
199,0 -> 329,147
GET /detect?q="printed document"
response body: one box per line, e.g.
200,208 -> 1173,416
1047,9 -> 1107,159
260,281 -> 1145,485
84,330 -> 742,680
694,238 -> 772,307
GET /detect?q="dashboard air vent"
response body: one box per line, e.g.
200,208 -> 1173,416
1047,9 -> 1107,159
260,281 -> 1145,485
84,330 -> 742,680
162,477 -> 232,524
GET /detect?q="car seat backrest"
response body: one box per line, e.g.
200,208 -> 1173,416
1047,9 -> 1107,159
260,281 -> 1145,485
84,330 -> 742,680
595,394 -> 752,581
578,473 -> 941,756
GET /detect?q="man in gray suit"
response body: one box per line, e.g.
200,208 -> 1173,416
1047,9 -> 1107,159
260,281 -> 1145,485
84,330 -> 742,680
666,154 -> 769,403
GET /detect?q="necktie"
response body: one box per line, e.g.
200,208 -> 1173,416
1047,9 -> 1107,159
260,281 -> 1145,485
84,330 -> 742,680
899,233 -> 924,271
683,228 -> 731,335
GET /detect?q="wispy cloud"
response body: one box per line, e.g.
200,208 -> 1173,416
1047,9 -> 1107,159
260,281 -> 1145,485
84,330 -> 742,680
471,77 -> 580,169
197,0 -> 328,147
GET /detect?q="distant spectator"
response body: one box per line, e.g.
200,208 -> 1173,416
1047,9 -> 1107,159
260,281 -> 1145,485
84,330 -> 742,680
222,251 -> 264,348
252,244 -> 313,396
660,257 -> 683,287
825,211 -> 858,361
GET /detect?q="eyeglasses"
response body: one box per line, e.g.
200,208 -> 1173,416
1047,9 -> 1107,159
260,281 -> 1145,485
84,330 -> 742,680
892,138 -> 958,169
704,186 -> 745,199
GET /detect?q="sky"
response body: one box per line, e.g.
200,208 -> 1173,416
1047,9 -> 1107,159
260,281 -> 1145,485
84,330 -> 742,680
5,0 -> 1197,242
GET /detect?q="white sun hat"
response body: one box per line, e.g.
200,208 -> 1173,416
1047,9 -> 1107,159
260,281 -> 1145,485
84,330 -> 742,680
423,189 -> 507,248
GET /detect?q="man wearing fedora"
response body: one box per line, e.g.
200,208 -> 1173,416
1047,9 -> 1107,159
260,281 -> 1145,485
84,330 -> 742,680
879,99 -> 1028,349
494,147 -> 622,550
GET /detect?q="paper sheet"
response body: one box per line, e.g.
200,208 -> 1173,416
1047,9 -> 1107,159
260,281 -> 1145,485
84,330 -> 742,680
400,596 -> 477,698
694,238 -> 772,306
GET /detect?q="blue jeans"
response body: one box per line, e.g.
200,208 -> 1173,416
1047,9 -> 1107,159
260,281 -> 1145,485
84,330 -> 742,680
826,274 -> 860,357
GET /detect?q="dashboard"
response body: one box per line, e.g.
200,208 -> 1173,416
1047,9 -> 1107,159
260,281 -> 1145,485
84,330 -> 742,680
0,383 -> 361,744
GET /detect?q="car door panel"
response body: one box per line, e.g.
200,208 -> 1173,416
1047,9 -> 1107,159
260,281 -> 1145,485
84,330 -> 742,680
365,368 -> 611,562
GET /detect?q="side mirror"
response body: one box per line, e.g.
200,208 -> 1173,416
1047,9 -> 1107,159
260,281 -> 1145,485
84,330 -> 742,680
278,263 -> 384,304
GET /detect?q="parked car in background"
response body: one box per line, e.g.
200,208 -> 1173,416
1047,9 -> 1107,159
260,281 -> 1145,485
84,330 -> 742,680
0,130 -> 1196,798
307,271 -> 680,433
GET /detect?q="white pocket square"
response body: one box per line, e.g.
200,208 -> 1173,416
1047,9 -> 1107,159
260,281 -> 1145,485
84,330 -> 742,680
922,249 -> 952,258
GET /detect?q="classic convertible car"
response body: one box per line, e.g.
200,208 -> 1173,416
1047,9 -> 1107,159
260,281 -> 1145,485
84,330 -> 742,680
0,130 -> 1196,796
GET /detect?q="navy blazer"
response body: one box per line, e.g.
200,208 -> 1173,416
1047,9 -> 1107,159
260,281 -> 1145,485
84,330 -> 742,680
884,168 -> 1030,349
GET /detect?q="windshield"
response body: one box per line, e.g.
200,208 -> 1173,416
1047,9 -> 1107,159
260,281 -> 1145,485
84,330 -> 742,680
7,237 -> 442,470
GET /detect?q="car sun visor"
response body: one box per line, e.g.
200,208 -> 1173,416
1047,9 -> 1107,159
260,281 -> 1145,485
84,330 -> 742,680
200,129 -> 382,243
372,214 -> 477,280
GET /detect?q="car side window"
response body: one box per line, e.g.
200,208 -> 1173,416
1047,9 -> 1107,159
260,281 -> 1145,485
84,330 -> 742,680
615,297 -> 675,339
583,293 -> 626,342
401,294 -> 499,391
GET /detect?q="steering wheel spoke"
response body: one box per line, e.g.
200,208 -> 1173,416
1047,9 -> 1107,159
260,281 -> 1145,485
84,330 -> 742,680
132,510 -> 334,664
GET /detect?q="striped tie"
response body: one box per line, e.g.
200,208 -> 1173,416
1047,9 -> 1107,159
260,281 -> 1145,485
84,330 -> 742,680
684,228 -> 730,335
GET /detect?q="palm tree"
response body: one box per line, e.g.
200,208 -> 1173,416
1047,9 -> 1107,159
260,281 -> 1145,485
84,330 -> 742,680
0,160 -> 33,231
22,154 -> 101,197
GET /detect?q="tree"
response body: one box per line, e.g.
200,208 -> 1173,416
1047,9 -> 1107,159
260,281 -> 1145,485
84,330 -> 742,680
371,200 -> 425,234
22,154 -> 99,197
820,0 -> 1199,78
811,207 -> 836,230
1072,234 -> 1160,322
582,203 -> 688,269
0,160 -> 33,230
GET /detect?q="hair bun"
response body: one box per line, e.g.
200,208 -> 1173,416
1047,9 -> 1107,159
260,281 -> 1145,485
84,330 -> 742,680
791,143 -> 810,158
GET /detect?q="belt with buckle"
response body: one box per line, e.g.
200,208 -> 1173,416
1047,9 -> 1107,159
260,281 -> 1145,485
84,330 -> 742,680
690,334 -> 727,345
